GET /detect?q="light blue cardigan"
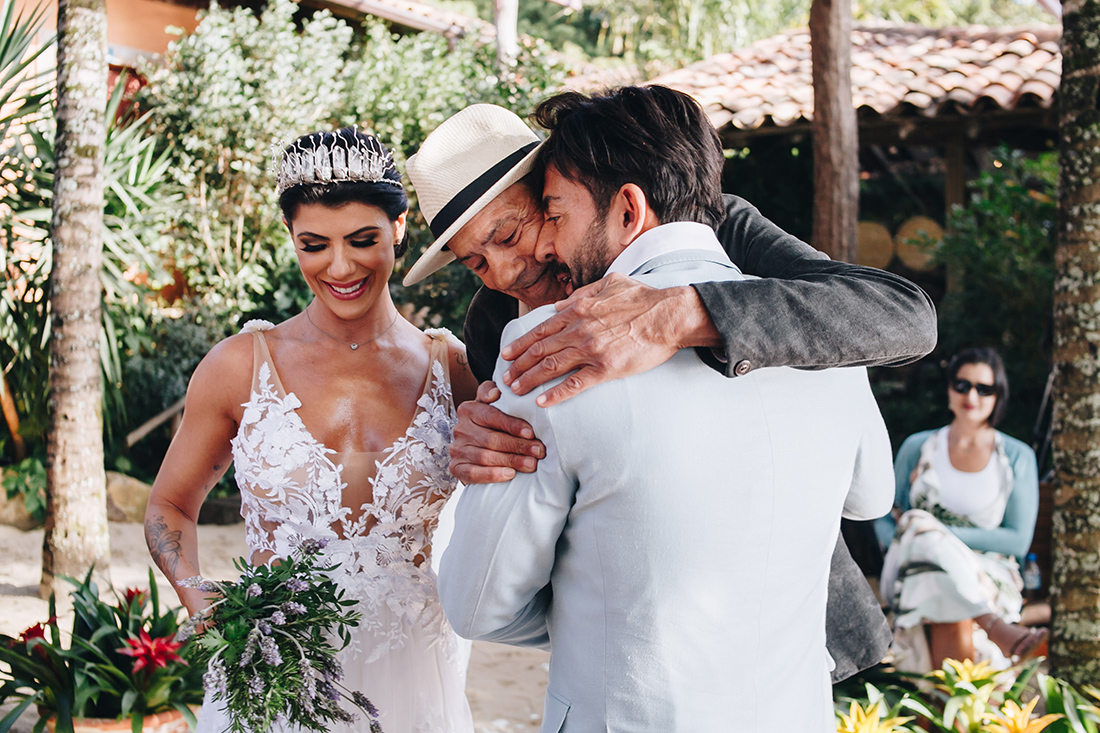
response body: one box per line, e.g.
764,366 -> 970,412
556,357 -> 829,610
873,428 -> 1040,560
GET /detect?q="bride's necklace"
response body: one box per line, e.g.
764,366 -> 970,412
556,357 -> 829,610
305,304 -> 398,351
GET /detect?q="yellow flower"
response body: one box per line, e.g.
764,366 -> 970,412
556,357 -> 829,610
930,658 -> 998,685
836,700 -> 913,733
980,697 -> 1063,733
1080,684 -> 1100,717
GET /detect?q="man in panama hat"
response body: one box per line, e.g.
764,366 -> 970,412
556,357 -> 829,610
404,97 -> 932,685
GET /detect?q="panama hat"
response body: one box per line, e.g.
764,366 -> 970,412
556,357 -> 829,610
403,104 -> 543,286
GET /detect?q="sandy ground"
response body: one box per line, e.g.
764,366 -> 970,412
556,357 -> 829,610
0,522 -> 549,733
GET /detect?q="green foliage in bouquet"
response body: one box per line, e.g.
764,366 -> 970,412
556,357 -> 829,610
0,569 -> 204,733
183,538 -> 380,733
832,657 -> 1100,733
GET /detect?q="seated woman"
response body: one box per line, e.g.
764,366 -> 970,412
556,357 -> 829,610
876,347 -> 1045,671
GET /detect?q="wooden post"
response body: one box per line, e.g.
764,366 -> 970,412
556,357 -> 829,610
944,137 -> 966,217
943,137 -> 966,292
809,0 -> 859,263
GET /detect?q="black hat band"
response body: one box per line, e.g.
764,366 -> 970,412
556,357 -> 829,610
430,141 -> 539,240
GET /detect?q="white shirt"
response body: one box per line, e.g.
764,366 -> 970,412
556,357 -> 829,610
932,428 -> 1002,520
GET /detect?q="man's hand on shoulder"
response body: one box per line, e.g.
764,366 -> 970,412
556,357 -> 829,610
500,273 -> 721,407
449,381 -> 547,484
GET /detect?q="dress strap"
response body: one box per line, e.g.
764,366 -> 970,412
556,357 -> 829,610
421,328 -> 454,403
240,321 -> 287,396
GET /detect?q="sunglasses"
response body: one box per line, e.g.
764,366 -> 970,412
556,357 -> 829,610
951,378 -> 997,398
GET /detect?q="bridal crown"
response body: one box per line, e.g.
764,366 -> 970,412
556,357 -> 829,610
274,128 -> 404,196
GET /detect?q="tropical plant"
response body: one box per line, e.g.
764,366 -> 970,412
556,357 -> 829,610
853,0 -> 1050,26
1,75 -> 173,456
873,147 -> 1057,454
1,454 -> 46,523
835,696 -> 916,733
0,0 -> 52,140
0,569 -> 204,733
832,658 -> 1094,733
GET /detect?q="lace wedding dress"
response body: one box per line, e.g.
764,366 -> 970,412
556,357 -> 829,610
195,321 -> 474,733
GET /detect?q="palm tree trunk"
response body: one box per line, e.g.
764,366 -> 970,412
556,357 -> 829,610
41,0 -> 110,599
1050,0 -> 1100,686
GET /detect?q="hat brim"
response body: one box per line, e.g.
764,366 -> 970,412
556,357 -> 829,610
403,142 -> 543,287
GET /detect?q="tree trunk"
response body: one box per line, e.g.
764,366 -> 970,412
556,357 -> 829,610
1050,0 -> 1100,686
41,0 -> 110,600
494,0 -> 519,67
809,0 -> 859,263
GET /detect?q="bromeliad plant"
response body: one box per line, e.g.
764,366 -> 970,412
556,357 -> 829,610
833,656 -> 1100,733
0,569 -> 204,733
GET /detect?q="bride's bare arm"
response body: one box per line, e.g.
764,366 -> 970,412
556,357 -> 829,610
145,336 -> 250,618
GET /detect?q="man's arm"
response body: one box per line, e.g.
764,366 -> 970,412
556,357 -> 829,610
842,371 -> 896,522
695,195 -> 937,377
498,193 -> 936,404
439,317 -> 575,646
452,193 -> 937,482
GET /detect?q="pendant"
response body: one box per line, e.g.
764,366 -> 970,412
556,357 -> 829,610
350,343 -> 359,350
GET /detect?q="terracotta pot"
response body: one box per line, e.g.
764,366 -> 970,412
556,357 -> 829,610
41,708 -> 191,733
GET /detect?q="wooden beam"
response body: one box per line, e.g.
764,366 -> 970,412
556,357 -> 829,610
718,108 -> 1058,150
810,0 -> 859,262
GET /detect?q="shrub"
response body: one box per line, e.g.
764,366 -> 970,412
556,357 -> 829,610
138,0 -> 564,332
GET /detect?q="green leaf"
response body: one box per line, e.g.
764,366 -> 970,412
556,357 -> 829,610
0,693 -> 38,733
121,690 -> 138,716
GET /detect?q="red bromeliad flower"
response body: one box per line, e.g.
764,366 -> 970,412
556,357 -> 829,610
19,622 -> 47,643
117,630 -> 186,673
121,587 -> 147,608
14,617 -> 56,657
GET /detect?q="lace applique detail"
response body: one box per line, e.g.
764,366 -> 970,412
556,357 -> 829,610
230,340 -> 459,664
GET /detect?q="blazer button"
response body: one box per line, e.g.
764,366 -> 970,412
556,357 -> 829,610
734,359 -> 752,376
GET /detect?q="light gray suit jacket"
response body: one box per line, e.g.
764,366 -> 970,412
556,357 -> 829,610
440,238 -> 895,733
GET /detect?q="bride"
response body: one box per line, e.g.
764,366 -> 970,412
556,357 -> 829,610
144,128 -> 479,732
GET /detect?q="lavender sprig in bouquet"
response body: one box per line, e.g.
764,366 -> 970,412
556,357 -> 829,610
179,538 -> 382,733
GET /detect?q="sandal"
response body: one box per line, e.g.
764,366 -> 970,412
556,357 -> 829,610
1009,626 -> 1048,660
976,614 -> 1049,661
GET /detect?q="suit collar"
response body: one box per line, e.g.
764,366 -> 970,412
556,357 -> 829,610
605,222 -> 729,277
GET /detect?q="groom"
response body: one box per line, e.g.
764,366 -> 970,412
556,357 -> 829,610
434,86 -> 895,731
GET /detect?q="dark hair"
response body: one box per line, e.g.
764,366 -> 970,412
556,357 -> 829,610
532,85 -> 726,229
278,128 -> 410,257
947,347 -> 1009,427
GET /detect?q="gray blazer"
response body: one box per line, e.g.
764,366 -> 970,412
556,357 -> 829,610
441,238 -> 896,732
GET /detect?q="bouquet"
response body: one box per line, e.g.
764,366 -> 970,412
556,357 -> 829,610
180,538 -> 382,733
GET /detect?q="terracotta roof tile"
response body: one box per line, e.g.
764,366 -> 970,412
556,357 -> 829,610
645,23 -> 1061,133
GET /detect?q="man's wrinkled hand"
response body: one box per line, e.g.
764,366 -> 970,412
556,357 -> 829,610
449,381 -> 546,484
500,273 -> 712,407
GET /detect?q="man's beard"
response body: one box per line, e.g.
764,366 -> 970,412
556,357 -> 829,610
569,212 -> 613,289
